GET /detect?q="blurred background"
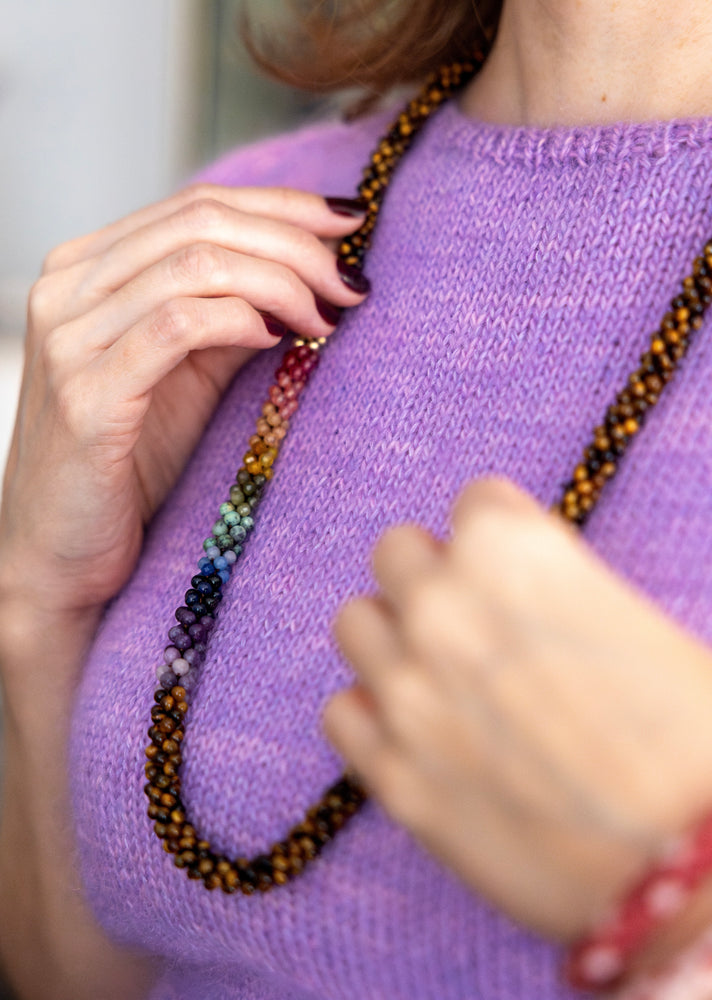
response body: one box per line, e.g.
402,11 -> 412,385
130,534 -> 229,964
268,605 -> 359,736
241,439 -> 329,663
0,0 -> 325,466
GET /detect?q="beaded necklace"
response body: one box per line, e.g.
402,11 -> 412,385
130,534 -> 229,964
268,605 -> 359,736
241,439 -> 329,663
144,57 -> 712,896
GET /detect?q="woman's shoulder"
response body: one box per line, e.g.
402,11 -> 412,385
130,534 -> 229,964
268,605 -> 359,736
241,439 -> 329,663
192,108 -> 394,194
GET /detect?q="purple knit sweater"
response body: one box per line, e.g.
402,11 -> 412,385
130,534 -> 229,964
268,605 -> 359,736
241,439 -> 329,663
70,100 -> 712,999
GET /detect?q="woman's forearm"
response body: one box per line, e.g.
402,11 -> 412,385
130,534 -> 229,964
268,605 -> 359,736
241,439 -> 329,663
0,602 -> 153,1000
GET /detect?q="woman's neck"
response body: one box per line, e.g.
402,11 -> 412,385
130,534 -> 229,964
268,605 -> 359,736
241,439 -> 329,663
461,0 -> 712,127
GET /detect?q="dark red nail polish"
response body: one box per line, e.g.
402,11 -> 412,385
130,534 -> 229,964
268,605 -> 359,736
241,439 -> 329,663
325,196 -> 368,217
262,315 -> 289,338
314,295 -> 343,326
336,259 -> 371,294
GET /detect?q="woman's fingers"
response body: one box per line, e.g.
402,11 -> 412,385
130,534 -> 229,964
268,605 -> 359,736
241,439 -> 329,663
334,596 -> 406,693
42,185 -> 366,274
40,199 -> 369,330
87,296 -> 280,410
371,523 -> 444,612
39,243 -> 353,371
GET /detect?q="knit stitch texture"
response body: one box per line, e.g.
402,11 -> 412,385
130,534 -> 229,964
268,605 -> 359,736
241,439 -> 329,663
70,100 -> 712,999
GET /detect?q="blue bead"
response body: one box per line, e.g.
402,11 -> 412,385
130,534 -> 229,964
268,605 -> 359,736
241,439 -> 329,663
214,556 -> 227,570
200,563 -> 214,576
198,557 -> 213,571
218,569 -> 230,585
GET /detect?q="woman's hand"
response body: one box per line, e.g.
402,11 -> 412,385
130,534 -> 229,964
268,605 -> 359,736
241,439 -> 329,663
325,478 -> 712,941
0,187 -> 368,1000
0,185 -> 367,636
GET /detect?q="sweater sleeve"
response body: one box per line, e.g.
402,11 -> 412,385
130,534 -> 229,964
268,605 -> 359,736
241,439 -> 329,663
186,110 -> 393,195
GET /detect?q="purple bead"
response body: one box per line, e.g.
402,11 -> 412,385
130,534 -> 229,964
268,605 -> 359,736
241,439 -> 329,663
160,669 -> 178,690
175,607 -> 196,626
172,658 -> 190,677
164,645 -> 181,664
167,626 -> 192,652
180,669 -> 198,691
188,623 -> 207,642
200,616 -> 215,630
183,647 -> 203,666
224,550 -> 237,565
192,641 -> 207,655
206,545 -> 220,560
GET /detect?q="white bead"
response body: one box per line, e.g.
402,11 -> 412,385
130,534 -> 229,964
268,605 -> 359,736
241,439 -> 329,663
644,877 -> 688,918
172,658 -> 190,677
580,944 -> 624,984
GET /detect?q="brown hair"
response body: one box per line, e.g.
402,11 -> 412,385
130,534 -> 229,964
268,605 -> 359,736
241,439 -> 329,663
243,1 -> 502,96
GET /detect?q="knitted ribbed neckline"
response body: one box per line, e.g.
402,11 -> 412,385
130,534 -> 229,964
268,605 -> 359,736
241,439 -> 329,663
441,97 -> 712,167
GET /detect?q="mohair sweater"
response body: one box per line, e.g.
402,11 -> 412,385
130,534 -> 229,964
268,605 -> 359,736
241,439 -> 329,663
70,100 -> 712,1000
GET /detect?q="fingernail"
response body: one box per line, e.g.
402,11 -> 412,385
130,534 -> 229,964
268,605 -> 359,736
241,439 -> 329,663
262,314 -> 289,338
337,259 -> 371,295
314,295 -> 343,326
325,196 -> 368,217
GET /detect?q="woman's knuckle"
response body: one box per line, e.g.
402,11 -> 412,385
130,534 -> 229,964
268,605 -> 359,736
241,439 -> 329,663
291,225 -> 321,258
41,240 -> 78,275
178,197 -> 227,234
55,373 -> 89,437
152,299 -> 196,346
38,323 -> 71,372
27,274 -> 57,325
181,181 -> 220,204
264,264 -> 302,310
170,242 -> 224,285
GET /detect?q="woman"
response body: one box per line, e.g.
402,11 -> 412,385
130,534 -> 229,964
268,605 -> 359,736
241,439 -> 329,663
3,1 -> 712,997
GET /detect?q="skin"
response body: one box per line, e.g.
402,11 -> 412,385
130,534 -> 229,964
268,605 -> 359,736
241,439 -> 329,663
326,482 -> 712,942
4,0 -> 712,996
461,0 -> 712,127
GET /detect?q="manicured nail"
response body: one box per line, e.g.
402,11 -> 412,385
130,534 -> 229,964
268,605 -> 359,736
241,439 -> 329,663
336,259 -> 371,294
314,295 -> 343,326
262,314 -> 289,338
325,196 -> 368,217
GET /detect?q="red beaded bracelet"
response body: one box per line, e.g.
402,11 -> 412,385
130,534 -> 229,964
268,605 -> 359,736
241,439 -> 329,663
565,810 -> 712,992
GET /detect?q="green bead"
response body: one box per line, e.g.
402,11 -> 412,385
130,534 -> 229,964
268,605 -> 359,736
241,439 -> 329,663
224,511 -> 240,527
236,503 -> 251,518
219,502 -> 235,516
203,536 -> 217,551
217,535 -> 233,551
230,486 -> 245,506
212,519 -> 228,536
